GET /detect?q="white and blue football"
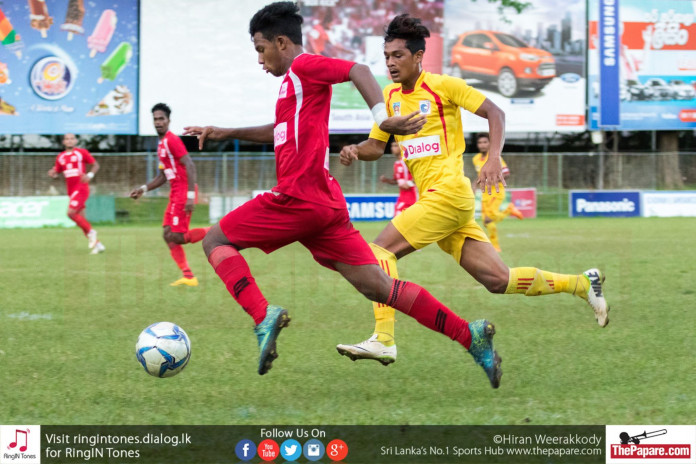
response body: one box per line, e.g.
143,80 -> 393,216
135,322 -> 191,378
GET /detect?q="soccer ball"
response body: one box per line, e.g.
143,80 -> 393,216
135,322 -> 191,378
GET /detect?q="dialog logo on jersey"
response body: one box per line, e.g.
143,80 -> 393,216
399,135 -> 441,160
234,439 -> 256,462
0,425 -> 41,464
274,122 -> 287,147
606,425 -> 696,464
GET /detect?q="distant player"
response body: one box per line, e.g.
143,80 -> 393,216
183,1 -> 502,388
336,14 -> 609,366
380,140 -> 417,216
471,132 -> 524,252
47,133 -> 105,254
130,103 -> 210,287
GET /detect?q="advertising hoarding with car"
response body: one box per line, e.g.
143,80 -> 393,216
588,0 -> 696,130
444,0 -> 587,132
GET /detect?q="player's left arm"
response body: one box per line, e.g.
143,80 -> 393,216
180,155 -> 197,213
473,99 -> 506,195
348,64 -> 425,135
80,150 -> 99,183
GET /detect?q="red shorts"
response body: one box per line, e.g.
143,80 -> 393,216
219,192 -> 377,270
68,184 -> 90,211
163,201 -> 192,233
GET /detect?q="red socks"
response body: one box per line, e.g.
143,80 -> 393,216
168,243 -> 194,278
387,279 -> 472,349
184,227 -> 211,244
68,211 -> 91,235
208,246 -> 268,325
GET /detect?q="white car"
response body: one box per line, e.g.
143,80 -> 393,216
668,79 -> 696,100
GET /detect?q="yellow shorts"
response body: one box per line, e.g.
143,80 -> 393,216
392,189 -> 490,264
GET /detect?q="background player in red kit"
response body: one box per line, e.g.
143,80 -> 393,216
47,133 -> 105,254
130,103 -> 210,287
183,1 -> 503,388
380,140 -> 417,216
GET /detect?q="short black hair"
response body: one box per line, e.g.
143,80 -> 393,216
151,103 -> 171,118
249,2 -> 303,45
384,14 -> 430,55
476,132 -> 490,141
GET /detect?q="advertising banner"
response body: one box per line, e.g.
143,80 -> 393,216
444,0 -> 587,132
509,188 -> 537,218
598,0 -> 621,126
588,0 -> 696,130
0,196 -> 72,228
0,0 -> 138,134
569,190 -> 641,217
300,0 -> 444,133
642,191 -> 696,217
345,194 -> 397,221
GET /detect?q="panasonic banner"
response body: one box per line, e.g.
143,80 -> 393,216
569,190 -> 641,217
598,0 -> 621,127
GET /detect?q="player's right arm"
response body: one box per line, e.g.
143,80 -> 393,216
182,124 -> 274,150
339,138 -> 387,166
130,170 -> 167,200
48,156 -> 62,178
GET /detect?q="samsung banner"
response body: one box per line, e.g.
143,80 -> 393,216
569,190 -> 641,217
598,0 -> 620,126
345,194 -> 397,221
0,0 -> 138,134
588,0 -> 696,130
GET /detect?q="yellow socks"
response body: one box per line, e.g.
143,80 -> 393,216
370,243 -> 398,345
505,267 -> 588,298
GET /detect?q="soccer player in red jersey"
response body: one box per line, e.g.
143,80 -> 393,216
47,133 -> 105,254
130,103 -> 210,287
183,2 -> 502,387
380,140 -> 417,217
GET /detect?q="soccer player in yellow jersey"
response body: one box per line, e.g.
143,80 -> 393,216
336,14 -> 609,366
472,132 -> 524,252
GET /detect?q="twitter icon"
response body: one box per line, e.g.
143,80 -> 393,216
280,439 -> 302,461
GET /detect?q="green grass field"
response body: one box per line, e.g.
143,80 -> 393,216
1,217 -> 694,425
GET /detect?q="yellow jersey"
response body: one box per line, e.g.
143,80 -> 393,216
472,152 -> 510,198
369,71 -> 485,197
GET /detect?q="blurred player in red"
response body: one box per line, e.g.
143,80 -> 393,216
130,103 -> 210,287
380,140 -> 417,216
183,1 -> 502,388
47,133 -> 105,254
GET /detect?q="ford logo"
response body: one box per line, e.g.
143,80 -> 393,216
560,73 -> 581,83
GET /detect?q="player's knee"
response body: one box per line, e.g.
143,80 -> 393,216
202,225 -> 226,257
484,271 -> 508,294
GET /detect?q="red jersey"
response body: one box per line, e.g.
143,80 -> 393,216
394,159 -> 417,205
157,131 -> 189,203
54,147 -> 95,194
273,53 -> 354,209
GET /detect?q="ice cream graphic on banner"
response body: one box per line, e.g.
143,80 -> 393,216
88,9 -> 117,57
62,0 -> 85,41
28,0 -> 53,38
0,7 -> 24,58
98,41 -> 131,83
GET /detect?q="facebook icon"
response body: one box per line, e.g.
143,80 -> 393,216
235,439 -> 257,461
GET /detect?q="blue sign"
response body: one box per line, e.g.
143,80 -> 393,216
598,0 -> 620,127
345,194 -> 398,222
0,0 -> 138,134
569,191 -> 641,217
